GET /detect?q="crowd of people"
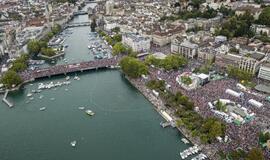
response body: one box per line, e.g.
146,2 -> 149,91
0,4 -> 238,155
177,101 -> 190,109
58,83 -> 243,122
141,64 -> 270,157
20,58 -> 118,81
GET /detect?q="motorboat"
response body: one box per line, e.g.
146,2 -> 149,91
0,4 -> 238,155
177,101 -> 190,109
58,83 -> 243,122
85,110 -> 95,116
78,107 -> 85,110
27,93 -> 33,97
66,76 -> 70,80
74,76 -> 80,80
70,141 -> 76,147
39,107 -> 46,111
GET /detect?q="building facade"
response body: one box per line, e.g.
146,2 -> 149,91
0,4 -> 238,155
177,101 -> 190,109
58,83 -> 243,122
122,33 -> 151,52
171,40 -> 198,59
258,63 -> 270,81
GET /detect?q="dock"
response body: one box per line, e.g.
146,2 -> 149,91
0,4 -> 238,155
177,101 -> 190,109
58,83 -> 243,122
2,90 -> 14,108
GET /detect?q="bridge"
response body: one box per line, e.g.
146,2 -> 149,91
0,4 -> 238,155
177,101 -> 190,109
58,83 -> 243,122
21,58 -> 119,82
85,0 -> 106,4
73,11 -> 88,16
66,22 -> 91,28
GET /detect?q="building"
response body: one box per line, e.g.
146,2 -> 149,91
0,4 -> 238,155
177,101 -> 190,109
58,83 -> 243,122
258,63 -> 270,81
198,47 -> 216,62
238,52 -> 266,74
122,33 -> 151,52
171,40 -> 198,59
105,0 -> 114,16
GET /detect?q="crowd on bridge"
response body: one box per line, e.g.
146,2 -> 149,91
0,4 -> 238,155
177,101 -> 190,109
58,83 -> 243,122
21,58 -> 118,81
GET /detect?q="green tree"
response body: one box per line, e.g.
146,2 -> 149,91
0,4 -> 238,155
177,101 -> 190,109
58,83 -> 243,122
258,7 -> 270,26
119,56 -> 148,78
112,42 -> 126,55
41,47 -> 56,57
246,148 -> 264,160
1,70 -> 23,88
27,40 -> 41,55
112,34 -> 122,42
51,24 -> 61,35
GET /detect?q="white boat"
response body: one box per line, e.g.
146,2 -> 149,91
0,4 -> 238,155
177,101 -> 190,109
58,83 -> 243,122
78,107 -> 85,110
29,97 -> 34,100
70,141 -> 76,147
181,138 -> 189,144
66,76 -> 70,80
39,107 -> 46,111
85,110 -> 95,116
50,98 -> 55,101
39,95 -> 44,99
74,76 -> 80,80
27,93 -> 33,97
88,45 -> 91,49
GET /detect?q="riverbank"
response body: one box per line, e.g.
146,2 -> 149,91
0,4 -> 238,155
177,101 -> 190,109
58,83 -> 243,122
125,76 -> 219,160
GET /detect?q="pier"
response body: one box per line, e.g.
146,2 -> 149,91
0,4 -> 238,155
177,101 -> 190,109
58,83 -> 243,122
21,58 -> 119,82
2,90 -> 13,108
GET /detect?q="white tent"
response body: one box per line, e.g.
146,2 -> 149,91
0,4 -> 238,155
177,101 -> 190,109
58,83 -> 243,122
248,99 -> 263,108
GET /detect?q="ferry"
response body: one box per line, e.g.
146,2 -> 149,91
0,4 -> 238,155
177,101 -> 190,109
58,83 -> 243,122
85,110 -> 95,116
70,141 -> 76,147
39,107 -> 46,111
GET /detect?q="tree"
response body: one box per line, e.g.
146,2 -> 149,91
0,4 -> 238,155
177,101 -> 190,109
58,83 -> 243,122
112,42 -> 126,55
27,40 -> 41,55
112,27 -> 120,33
41,47 -> 56,57
90,19 -> 97,32
112,34 -> 122,42
246,148 -> 264,160
51,24 -> 61,35
1,70 -> 23,88
120,56 -> 148,78
258,7 -> 270,26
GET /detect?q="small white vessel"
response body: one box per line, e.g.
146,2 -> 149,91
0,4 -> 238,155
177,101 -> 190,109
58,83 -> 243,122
66,76 -> 70,80
74,76 -> 80,80
39,95 -> 44,99
181,138 -> 190,144
29,97 -> 34,100
78,107 -> 85,110
85,110 -> 95,116
70,141 -> 76,147
88,45 -> 91,49
50,98 -> 55,101
39,107 -> 46,111
27,93 -> 33,97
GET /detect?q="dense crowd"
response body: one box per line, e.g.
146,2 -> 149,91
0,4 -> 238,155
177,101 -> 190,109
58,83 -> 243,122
20,58 -> 118,81
144,64 -> 270,157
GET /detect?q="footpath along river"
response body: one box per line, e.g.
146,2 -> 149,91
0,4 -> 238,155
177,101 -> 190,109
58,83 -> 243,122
0,3 -> 195,160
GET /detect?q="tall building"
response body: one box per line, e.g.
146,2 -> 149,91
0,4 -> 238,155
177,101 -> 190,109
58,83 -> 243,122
122,33 -> 151,53
258,63 -> 270,81
105,0 -> 114,16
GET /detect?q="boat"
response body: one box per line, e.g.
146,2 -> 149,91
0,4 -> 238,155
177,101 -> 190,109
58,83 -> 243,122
181,138 -> 190,144
88,45 -> 91,49
66,76 -> 70,80
85,110 -> 95,116
64,44 -> 69,48
74,76 -> 80,80
78,107 -> 85,110
29,97 -> 34,100
27,93 -> 33,97
70,141 -> 76,147
39,107 -> 46,111
50,98 -> 55,101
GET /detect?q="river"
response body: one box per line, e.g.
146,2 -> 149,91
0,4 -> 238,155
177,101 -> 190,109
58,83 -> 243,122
0,3 -> 192,160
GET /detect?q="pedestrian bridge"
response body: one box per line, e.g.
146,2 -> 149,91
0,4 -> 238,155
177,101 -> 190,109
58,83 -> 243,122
21,58 -> 119,82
